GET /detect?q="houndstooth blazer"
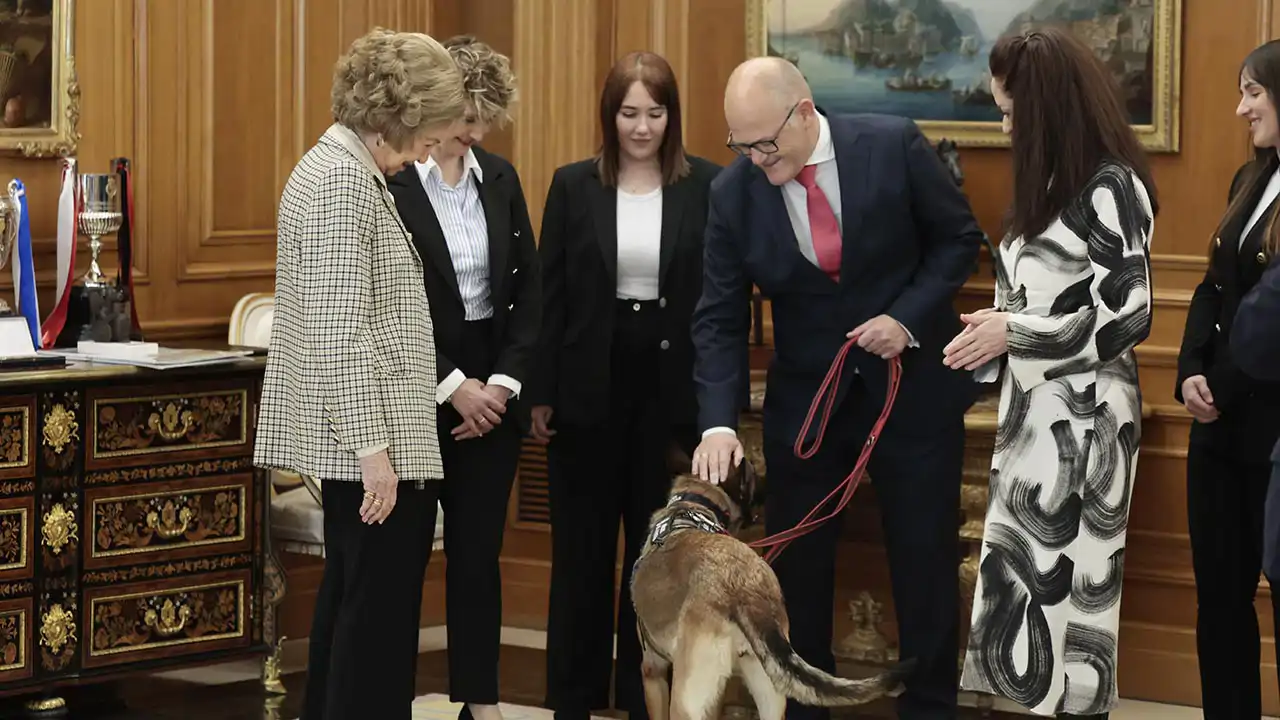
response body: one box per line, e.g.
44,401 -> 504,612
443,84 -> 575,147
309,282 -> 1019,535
254,123 -> 444,486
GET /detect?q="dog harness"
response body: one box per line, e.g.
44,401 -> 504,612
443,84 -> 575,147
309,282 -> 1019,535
646,492 -> 730,548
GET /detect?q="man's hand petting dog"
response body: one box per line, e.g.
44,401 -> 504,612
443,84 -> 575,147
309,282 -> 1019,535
691,433 -> 744,486
450,378 -> 507,440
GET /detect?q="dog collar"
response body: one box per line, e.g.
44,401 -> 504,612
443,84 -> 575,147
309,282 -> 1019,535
666,491 -> 732,530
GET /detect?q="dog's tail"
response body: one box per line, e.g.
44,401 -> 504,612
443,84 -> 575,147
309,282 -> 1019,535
731,604 -> 916,707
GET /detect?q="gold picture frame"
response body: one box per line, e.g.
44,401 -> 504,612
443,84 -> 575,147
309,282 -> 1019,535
0,0 -> 78,158
745,0 -> 1182,152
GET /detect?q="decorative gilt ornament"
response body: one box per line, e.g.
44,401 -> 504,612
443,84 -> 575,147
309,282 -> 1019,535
42,402 -> 78,453
39,603 -> 75,655
41,503 -> 77,554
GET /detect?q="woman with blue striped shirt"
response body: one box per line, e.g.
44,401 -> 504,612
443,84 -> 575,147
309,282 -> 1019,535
388,35 -> 540,720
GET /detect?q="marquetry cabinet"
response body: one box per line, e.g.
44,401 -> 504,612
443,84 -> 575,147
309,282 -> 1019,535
0,357 -> 280,716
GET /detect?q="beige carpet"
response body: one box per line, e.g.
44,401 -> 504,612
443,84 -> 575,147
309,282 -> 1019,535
294,694 -> 612,720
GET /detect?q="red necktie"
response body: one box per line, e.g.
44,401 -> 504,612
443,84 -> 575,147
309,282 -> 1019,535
796,164 -> 841,281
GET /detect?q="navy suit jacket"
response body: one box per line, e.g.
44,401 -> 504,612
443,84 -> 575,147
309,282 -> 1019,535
1234,254 -> 1280,580
692,112 -> 985,445
1233,254 -> 1280,386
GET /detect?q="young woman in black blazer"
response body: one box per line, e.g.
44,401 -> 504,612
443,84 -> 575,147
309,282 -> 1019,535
528,51 -> 721,720
386,36 -> 539,720
1175,39 -> 1280,719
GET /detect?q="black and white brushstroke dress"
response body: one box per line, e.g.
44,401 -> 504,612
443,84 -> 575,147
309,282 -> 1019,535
959,163 -> 1154,716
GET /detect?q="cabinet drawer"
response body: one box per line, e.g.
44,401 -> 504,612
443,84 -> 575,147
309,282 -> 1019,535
85,474 -> 253,569
0,597 -> 32,683
83,569 -> 250,669
0,496 -> 33,581
88,382 -> 251,469
0,395 -> 35,480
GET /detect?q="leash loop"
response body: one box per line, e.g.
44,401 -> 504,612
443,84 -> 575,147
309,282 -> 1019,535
746,340 -> 903,564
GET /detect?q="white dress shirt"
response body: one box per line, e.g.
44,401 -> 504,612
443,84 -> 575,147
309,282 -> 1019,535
414,149 -> 522,405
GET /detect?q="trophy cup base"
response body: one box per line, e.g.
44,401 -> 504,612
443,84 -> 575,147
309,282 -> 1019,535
54,284 -> 138,348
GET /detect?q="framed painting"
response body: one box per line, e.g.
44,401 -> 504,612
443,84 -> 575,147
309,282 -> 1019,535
0,0 -> 78,158
745,0 -> 1182,152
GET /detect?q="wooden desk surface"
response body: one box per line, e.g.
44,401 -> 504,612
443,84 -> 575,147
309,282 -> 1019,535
0,356 -> 267,387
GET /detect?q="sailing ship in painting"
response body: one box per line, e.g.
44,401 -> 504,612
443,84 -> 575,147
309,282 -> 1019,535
765,0 -> 1155,124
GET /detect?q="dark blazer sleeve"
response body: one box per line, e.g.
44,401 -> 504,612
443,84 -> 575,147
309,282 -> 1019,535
493,167 -> 542,386
1232,255 -> 1280,381
691,171 -> 752,432
528,168 -> 569,407
886,120 -> 985,337
1174,165 -> 1247,401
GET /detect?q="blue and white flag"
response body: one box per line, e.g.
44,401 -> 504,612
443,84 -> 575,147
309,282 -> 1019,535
11,180 -> 40,349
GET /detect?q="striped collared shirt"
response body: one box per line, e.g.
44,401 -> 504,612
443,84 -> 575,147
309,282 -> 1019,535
416,149 -> 492,320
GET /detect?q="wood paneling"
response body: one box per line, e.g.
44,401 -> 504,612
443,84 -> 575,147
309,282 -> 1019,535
0,0 -> 448,344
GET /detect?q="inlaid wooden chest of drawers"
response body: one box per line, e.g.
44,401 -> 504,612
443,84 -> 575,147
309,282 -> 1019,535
0,357 -> 279,715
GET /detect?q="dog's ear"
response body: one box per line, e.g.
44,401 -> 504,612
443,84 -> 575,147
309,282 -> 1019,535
665,442 -> 693,476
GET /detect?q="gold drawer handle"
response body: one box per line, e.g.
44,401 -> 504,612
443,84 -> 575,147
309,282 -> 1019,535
146,500 -> 194,540
147,401 -> 194,441
143,598 -> 191,637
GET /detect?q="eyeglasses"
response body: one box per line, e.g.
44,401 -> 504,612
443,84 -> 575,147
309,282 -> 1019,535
725,103 -> 798,156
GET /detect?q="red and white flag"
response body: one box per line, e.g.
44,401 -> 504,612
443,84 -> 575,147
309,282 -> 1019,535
40,157 -> 77,348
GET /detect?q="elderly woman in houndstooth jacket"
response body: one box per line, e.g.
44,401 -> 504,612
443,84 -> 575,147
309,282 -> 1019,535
253,28 -> 467,720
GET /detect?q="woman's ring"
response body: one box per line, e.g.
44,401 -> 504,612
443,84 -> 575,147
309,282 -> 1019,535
363,490 -> 376,499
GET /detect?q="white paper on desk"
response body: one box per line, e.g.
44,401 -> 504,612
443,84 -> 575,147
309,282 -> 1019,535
0,316 -> 35,357
42,346 -> 251,369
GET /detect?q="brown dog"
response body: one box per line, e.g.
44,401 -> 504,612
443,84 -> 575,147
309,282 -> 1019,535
630,467 -> 914,720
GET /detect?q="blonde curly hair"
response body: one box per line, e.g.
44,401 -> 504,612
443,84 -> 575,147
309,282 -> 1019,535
331,28 -> 468,150
443,35 -> 518,128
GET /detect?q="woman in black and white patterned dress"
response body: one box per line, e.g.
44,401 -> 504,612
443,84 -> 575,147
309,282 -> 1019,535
942,28 -> 1158,719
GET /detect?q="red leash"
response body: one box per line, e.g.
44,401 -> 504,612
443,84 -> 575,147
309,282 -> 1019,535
746,341 -> 903,564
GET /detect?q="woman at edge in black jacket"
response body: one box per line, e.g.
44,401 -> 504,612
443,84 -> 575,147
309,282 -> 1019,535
1174,39 -> 1280,720
527,51 -> 723,720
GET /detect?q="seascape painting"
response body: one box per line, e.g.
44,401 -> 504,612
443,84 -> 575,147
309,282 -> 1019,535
746,0 -> 1182,150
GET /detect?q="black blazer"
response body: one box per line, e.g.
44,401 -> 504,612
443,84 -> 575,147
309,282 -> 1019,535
527,155 -> 723,428
1176,162 -> 1280,457
387,145 -> 541,427
692,112 -> 983,445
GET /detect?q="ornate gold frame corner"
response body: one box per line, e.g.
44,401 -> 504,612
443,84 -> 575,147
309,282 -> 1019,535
745,0 -> 1182,153
0,0 -> 79,159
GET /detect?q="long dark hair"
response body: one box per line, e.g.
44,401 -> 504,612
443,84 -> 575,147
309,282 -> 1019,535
595,51 -> 690,187
989,27 -> 1158,240
1213,40 -> 1280,260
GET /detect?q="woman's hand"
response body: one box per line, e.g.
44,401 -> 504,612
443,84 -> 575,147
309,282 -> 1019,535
943,310 -> 1009,371
529,405 -> 556,443
1181,375 -> 1219,423
450,378 -> 506,438
358,450 -> 399,524
453,384 -> 511,440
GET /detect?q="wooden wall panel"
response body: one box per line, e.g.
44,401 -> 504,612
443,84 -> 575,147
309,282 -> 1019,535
0,0 -> 446,344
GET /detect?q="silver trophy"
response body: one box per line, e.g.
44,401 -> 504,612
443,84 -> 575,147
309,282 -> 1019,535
0,181 -> 19,315
78,174 -> 123,288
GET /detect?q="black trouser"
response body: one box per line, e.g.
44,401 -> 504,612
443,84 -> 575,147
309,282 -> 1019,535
1187,423 -> 1280,719
302,480 -> 441,720
545,299 -> 694,720
765,378 -> 962,720
439,318 -> 523,705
